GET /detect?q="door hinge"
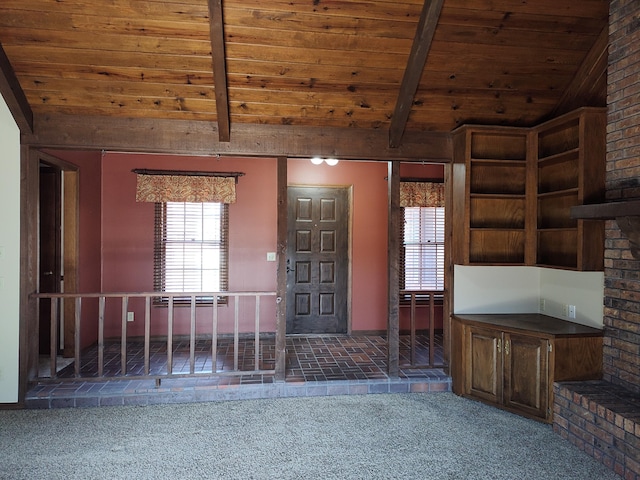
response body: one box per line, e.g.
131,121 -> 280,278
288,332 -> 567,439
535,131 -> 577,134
548,343 -> 552,353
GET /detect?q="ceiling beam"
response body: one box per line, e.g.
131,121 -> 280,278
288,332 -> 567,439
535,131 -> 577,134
388,0 -> 444,149
551,26 -> 609,117
24,114 -> 452,162
208,0 -> 231,143
0,42 -> 33,133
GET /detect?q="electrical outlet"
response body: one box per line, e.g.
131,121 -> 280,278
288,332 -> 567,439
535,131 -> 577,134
539,298 -> 545,312
266,252 -> 276,262
568,305 -> 576,319
562,304 -> 569,317
127,311 -> 134,322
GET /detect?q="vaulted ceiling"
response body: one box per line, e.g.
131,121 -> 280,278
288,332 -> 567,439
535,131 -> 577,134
0,0 -> 609,160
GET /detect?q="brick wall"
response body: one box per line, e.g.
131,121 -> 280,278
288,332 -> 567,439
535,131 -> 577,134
604,0 -> 640,396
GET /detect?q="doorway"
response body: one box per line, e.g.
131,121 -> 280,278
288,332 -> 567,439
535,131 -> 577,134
38,156 -> 79,360
286,186 -> 350,334
38,163 -> 62,355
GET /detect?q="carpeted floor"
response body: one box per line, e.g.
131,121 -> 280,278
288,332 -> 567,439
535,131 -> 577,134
0,393 -> 619,480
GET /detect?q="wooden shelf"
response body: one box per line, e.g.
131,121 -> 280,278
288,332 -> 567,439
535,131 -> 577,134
570,200 -> 640,219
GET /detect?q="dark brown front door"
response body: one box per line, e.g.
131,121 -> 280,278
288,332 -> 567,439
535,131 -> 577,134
286,186 -> 349,334
39,164 -> 62,354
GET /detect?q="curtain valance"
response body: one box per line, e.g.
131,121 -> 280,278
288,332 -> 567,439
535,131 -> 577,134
400,181 -> 444,208
135,172 -> 238,204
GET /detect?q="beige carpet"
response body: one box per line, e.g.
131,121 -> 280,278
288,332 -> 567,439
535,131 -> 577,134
0,393 -> 620,480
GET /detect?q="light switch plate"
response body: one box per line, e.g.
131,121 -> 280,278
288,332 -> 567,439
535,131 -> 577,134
266,252 -> 276,262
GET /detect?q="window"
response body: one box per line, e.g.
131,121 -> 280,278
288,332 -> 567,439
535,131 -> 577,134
154,202 -> 228,303
401,206 -> 444,291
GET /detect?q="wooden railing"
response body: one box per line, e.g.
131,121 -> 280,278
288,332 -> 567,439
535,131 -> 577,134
400,290 -> 445,369
33,291 -> 279,382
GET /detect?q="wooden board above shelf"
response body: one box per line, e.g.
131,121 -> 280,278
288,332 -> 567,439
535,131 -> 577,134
570,200 -> 640,219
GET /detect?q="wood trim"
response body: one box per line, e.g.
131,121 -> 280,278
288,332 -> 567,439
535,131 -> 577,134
551,26 -> 608,117
275,156 -> 287,381
208,0 -> 230,143
36,150 -> 79,172
19,146 -> 39,405
25,114 -> 453,162
387,161 -> 400,377
389,0 -> 445,148
0,42 -> 33,134
62,170 -> 79,357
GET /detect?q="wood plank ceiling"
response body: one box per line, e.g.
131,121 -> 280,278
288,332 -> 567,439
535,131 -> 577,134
0,0 -> 609,156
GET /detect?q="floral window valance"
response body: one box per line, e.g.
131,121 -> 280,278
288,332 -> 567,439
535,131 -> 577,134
400,181 -> 444,208
134,170 -> 243,204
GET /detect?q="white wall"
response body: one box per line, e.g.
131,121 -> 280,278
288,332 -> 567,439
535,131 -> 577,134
0,96 -> 21,403
453,265 -> 604,328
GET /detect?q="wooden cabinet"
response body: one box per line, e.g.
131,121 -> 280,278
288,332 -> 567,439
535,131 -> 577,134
452,126 -> 532,265
535,108 -> 606,270
451,107 -> 605,270
452,314 -> 603,423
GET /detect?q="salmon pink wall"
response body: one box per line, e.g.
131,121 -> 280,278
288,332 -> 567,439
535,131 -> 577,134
288,159 -> 390,332
100,154 -> 278,338
46,150 -> 103,348
48,153 -> 445,341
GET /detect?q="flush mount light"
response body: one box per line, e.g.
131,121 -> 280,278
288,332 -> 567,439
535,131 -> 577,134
309,157 -> 339,166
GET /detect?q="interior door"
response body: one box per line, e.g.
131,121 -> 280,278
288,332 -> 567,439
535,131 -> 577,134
39,164 -> 62,354
286,186 -> 349,334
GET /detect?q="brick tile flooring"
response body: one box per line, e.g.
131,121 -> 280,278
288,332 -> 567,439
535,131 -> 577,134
27,335 -> 450,409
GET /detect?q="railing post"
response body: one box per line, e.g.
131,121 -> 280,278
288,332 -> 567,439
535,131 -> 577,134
190,295 -> 196,374
98,296 -> 105,377
211,296 -> 218,373
254,295 -> 260,370
49,297 -> 58,378
144,296 -> 151,375
410,293 -> 416,366
429,293 -> 435,367
167,296 -> 174,375
121,296 -> 128,376
234,295 -> 240,371
74,297 -> 82,377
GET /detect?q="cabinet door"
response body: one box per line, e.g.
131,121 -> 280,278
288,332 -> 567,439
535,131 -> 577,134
466,326 -> 502,404
503,333 -> 549,420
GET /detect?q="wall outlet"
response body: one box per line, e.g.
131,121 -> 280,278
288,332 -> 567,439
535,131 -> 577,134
562,304 -> 569,317
266,252 -> 276,262
568,305 -> 576,319
127,311 -> 134,322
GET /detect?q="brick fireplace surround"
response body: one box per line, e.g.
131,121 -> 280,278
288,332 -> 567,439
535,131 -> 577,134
552,2 -> 640,479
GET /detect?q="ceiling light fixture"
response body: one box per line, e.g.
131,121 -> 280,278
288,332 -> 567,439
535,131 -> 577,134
309,157 -> 339,166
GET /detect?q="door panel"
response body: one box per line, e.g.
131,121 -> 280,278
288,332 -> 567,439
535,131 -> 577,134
503,333 -> 549,419
287,186 -> 348,334
467,326 -> 502,404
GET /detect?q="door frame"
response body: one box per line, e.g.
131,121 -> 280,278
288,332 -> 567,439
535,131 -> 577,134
37,151 -> 79,359
286,184 -> 353,335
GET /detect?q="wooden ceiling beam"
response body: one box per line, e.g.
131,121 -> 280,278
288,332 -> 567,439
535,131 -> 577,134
0,42 -> 33,133
208,0 -> 230,142
389,0 -> 444,149
551,25 -> 609,117
24,113 -> 452,162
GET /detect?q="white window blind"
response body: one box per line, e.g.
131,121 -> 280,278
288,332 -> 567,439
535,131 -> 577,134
402,206 -> 445,291
154,202 -> 228,301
